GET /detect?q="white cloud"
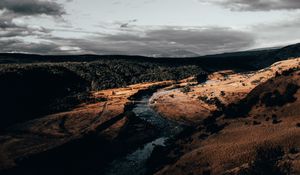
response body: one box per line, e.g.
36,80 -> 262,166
59,46 -> 81,51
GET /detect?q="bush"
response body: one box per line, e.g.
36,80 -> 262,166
220,91 -> 225,96
181,84 -> 191,93
261,83 -> 299,107
196,73 -> 208,83
239,143 -> 291,175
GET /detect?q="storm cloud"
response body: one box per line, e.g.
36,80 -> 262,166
0,0 -> 64,53
99,27 -> 255,56
0,0 -> 65,16
0,27 -> 255,56
201,0 -> 300,11
0,39 -> 62,54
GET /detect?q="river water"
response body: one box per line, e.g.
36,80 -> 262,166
104,94 -> 183,175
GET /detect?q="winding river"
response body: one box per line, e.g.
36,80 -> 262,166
4,88 -> 185,175
104,92 -> 184,175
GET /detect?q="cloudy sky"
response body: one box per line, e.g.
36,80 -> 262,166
1,0 -> 300,57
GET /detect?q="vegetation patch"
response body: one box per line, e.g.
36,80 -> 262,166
261,83 -> 299,107
239,143 -> 291,175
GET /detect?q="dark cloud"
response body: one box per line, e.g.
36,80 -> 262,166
0,13 -> 20,29
0,27 -> 254,57
0,19 -> 17,29
120,19 -> 138,28
0,12 -> 51,38
100,27 -> 255,56
0,0 -> 65,16
202,0 -> 300,11
0,0 -> 64,51
0,38 -> 62,54
0,26 -> 50,38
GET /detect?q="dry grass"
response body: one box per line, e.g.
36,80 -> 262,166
152,58 -> 300,123
0,80 -> 174,170
155,58 -> 300,175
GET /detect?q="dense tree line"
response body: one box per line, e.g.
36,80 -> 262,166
0,59 -> 205,128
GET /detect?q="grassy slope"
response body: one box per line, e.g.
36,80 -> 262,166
155,67 -> 300,175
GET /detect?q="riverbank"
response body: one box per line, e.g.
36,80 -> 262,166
153,58 -> 300,175
0,80 -> 175,172
0,79 -> 193,175
151,58 -> 300,124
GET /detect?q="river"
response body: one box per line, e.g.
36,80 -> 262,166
104,93 -> 184,175
4,89 -> 184,175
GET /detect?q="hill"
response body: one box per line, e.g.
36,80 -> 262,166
1,43 -> 300,175
152,58 -> 300,175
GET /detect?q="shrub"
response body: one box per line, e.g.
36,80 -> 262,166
181,84 -> 191,93
220,91 -> 225,96
253,121 -> 261,125
239,144 -> 291,175
196,73 -> 208,84
261,83 -> 299,107
272,114 -> 282,124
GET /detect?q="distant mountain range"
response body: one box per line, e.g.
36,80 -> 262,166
1,43 -> 300,70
